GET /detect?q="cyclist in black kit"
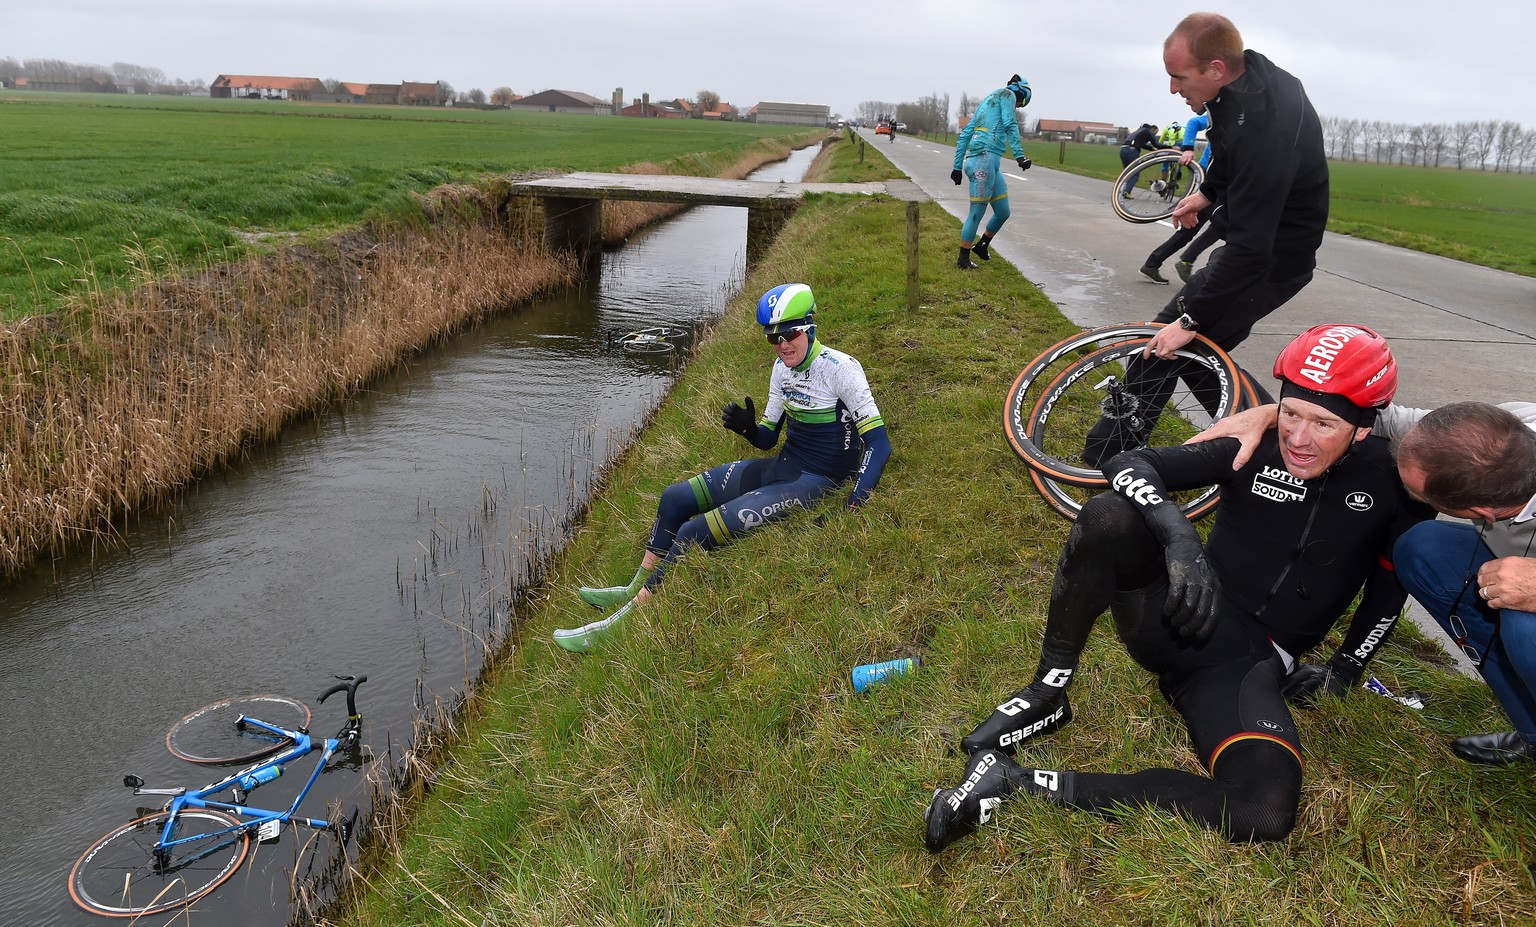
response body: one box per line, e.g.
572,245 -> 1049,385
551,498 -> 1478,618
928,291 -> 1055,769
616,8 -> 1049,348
925,324 -> 1433,849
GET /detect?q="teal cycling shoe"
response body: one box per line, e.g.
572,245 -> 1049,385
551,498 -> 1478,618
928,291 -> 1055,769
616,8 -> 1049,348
553,600 -> 635,653
578,584 -> 633,609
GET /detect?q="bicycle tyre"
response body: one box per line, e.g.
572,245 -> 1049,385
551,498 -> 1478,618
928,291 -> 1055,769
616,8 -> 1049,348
166,693 -> 311,764
1024,336 -> 1243,486
70,809 -> 250,917
1111,150 -> 1205,223
1003,325 -> 1242,476
1026,356 -> 1269,523
1019,336 -> 1244,522
1003,324 -> 1176,467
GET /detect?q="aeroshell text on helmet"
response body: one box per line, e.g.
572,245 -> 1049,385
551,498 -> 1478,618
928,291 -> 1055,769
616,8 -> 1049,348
1296,325 -> 1369,386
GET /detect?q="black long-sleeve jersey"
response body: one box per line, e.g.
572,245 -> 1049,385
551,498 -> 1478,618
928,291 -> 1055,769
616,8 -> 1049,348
1105,433 -> 1434,662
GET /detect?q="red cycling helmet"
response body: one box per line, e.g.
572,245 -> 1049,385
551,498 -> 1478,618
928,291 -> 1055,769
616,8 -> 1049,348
1273,324 -> 1396,424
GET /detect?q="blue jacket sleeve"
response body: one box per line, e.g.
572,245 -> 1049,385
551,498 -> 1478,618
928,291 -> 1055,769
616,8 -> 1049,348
846,424 -> 891,508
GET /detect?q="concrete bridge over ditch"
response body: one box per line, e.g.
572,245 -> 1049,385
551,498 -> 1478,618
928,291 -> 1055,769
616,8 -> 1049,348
510,173 -> 927,308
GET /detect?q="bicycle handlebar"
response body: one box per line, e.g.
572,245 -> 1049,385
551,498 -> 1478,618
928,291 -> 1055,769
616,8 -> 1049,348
317,674 -> 367,718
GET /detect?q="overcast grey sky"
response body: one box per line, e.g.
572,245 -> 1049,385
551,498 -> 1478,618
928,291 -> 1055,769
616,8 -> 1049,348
8,0 -> 1535,130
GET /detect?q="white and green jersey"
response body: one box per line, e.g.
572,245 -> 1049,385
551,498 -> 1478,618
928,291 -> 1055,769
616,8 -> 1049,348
761,340 -> 884,481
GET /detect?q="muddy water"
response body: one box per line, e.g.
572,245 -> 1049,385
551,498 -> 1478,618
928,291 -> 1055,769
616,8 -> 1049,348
0,145 -> 819,927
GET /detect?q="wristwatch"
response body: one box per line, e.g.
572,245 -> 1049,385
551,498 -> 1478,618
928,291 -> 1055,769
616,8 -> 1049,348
1177,312 -> 1200,331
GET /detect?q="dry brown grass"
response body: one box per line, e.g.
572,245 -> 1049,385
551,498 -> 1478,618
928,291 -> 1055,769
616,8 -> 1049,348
0,186 -> 582,577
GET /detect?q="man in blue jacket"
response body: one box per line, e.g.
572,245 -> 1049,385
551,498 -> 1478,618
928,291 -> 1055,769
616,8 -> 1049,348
1086,12 -> 1327,465
950,74 -> 1032,269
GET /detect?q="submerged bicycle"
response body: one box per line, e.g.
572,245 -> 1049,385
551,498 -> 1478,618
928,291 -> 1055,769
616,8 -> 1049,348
69,675 -> 368,917
1003,323 -> 1269,522
605,325 -> 692,354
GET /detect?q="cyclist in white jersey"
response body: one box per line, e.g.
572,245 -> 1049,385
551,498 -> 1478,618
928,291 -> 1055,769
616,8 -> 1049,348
554,283 -> 891,652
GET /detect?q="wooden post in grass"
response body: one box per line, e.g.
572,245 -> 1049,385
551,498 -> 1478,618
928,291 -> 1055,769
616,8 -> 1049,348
905,200 -> 920,311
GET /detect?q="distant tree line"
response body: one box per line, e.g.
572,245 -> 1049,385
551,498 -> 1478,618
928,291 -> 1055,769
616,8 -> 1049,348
1321,116 -> 1536,172
0,57 -> 208,96
853,93 -> 950,134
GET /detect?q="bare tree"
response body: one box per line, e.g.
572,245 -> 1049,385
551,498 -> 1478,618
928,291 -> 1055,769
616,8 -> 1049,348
1452,121 -> 1479,169
466,87 -> 486,105
435,81 -> 454,105
491,87 -> 516,106
856,101 -> 896,125
697,89 -> 720,116
1422,122 -> 1448,167
1473,119 -> 1499,169
1494,121 -> 1522,172
957,92 -> 978,130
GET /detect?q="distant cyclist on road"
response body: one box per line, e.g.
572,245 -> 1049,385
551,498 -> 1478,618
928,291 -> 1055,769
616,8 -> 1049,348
553,283 -> 891,653
950,74 -> 1033,270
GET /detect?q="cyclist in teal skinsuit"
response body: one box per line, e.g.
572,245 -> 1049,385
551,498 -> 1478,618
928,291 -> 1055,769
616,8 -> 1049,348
950,74 -> 1032,270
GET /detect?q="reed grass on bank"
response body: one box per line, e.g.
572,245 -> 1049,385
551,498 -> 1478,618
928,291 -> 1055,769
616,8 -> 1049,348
333,135 -> 1536,927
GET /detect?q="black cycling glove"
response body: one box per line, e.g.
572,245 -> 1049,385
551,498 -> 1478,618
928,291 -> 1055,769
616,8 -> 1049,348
1282,651 -> 1364,708
1016,157 -> 1032,171
950,169 -> 964,185
1163,536 -> 1220,639
721,396 -> 757,438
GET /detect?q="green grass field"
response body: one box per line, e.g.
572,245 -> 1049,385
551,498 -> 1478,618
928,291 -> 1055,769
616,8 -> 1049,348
337,135 -> 1536,927
0,92 -> 812,318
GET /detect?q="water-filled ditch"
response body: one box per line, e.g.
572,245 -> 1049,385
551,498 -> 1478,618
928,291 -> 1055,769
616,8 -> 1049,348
0,144 -> 819,927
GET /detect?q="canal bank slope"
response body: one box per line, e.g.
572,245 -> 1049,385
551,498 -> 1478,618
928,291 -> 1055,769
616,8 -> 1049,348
0,134 -> 820,579
338,137 -> 1535,926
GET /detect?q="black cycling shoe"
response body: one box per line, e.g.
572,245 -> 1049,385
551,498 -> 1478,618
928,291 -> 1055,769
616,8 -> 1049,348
924,749 -> 1022,852
961,683 -> 1072,755
971,239 -> 991,262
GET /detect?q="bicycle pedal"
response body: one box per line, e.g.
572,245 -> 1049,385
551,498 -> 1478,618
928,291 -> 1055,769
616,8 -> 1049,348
256,819 -> 283,842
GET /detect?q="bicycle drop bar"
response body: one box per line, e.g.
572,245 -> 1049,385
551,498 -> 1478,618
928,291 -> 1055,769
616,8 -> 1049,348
318,674 -> 368,719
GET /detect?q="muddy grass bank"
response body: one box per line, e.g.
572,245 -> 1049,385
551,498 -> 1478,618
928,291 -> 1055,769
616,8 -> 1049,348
0,133 -> 824,579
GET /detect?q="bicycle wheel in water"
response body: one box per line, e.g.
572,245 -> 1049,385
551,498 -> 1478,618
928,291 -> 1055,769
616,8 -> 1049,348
166,693 -> 311,764
1111,150 -> 1205,223
70,808 -> 250,917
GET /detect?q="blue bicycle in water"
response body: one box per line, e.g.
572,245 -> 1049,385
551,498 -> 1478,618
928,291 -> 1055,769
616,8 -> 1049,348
69,675 -> 367,917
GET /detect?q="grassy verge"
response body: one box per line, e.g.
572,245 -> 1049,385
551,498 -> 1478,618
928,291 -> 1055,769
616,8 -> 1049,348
1025,138 -> 1536,278
334,131 -> 1536,927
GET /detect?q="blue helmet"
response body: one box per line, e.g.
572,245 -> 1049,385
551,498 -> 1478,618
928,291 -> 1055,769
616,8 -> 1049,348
1007,74 -> 1032,108
756,283 -> 817,338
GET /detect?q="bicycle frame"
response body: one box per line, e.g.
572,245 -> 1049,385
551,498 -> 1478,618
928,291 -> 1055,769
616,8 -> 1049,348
130,723 -> 341,874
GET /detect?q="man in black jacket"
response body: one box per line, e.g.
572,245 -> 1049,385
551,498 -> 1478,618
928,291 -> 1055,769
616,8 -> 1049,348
1085,12 -> 1328,465
1118,122 -> 1163,199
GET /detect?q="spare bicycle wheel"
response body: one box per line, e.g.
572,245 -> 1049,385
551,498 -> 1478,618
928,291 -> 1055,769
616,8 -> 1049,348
1111,150 -> 1204,223
166,693 -> 311,764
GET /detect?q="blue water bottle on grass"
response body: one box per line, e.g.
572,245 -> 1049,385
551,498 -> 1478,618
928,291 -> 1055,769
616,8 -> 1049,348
852,656 -> 920,692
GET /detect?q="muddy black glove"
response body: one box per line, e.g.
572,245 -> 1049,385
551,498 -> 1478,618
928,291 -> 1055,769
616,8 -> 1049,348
721,396 -> 757,438
1016,157 -> 1032,171
950,169 -> 963,185
1282,652 -> 1363,708
1163,536 -> 1220,639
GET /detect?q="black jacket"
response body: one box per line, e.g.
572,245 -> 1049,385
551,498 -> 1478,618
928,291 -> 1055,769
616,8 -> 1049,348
1185,50 -> 1328,325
